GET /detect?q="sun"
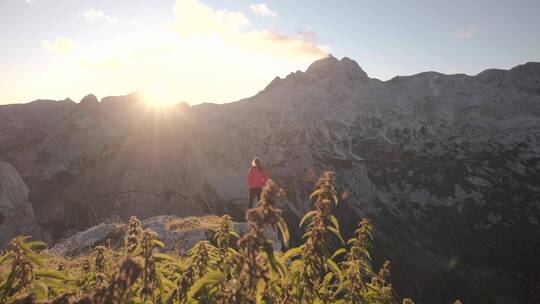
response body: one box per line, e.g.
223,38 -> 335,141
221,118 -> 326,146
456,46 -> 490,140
141,83 -> 177,108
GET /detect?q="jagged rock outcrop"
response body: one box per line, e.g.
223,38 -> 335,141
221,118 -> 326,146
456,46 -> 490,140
0,161 -> 46,247
50,222 -> 118,255
0,57 -> 539,303
51,215 -> 281,255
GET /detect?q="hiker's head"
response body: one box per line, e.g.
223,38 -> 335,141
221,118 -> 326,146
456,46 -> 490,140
251,157 -> 262,169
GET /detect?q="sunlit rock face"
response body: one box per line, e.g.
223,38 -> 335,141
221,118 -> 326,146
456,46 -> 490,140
0,56 -> 539,303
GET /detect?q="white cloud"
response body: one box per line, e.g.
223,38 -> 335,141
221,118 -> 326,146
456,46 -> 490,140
34,0 -> 330,105
130,19 -> 141,26
455,25 -> 477,39
250,3 -> 278,19
25,0 -> 34,5
81,9 -> 118,23
41,37 -> 79,55
173,0 -> 327,60
173,0 -> 250,37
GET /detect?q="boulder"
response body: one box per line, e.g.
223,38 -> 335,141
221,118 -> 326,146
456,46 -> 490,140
50,215 -> 282,255
51,223 -> 118,255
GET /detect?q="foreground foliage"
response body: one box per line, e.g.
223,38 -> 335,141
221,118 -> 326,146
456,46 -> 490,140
0,171 -> 419,304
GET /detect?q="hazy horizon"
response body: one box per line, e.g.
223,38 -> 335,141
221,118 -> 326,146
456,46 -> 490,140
3,57 -> 540,107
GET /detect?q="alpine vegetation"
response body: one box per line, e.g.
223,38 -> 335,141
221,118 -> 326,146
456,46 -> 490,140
1,172 -> 448,303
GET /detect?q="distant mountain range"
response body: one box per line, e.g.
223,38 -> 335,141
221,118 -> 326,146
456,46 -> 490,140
1,55 -> 539,303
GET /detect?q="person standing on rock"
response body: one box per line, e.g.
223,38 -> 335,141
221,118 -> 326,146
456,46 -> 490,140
247,157 -> 268,208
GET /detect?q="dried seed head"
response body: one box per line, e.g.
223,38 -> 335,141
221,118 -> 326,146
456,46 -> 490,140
221,179 -> 286,303
125,216 -> 142,256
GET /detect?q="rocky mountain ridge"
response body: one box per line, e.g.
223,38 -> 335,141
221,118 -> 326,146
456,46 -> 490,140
1,56 -> 539,303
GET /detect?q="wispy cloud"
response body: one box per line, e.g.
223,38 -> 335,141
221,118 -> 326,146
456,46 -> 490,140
24,0 -> 34,5
296,29 -> 319,42
37,0 -> 330,104
173,0 -> 327,60
455,25 -> 478,39
81,9 -> 118,23
41,37 -> 79,55
250,3 -> 278,19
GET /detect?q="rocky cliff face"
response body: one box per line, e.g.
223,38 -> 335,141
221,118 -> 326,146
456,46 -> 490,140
0,56 -> 539,303
0,161 -> 46,247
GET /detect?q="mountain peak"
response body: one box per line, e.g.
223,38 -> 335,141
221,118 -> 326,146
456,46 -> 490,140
261,55 -> 370,94
79,94 -> 99,106
509,61 -> 540,78
305,55 -> 368,81
305,54 -> 340,72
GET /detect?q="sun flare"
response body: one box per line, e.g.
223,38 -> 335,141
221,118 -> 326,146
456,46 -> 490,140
141,83 -> 178,108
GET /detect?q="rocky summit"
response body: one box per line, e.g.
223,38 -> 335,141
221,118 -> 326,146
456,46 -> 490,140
0,56 -> 539,303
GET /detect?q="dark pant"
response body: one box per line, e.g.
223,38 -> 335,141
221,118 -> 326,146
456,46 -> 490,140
248,188 -> 262,208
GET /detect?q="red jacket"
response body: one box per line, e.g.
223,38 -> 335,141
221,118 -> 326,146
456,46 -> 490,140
248,167 -> 268,189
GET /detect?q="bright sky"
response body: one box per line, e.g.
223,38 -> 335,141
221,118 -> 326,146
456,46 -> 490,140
1,0 -> 539,105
